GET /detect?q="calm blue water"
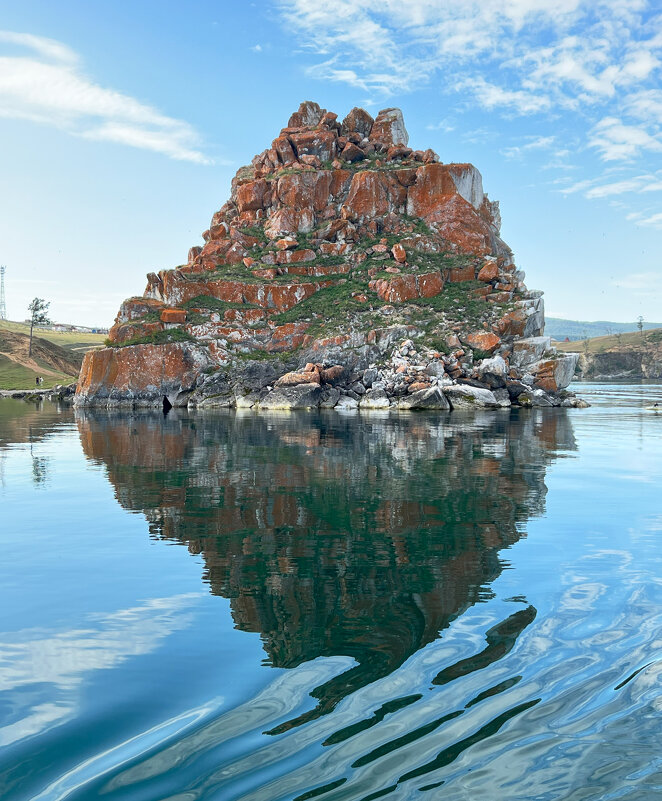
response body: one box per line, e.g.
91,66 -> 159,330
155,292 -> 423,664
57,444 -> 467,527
1,383 -> 661,801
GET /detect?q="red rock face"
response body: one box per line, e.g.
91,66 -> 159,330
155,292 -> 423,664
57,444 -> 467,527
370,272 -> 445,303
116,297 -> 165,323
152,270 -> 331,312
267,323 -> 312,352
265,207 -> 315,238
342,172 -> 390,222
236,179 -> 269,213
407,164 -> 458,218
428,195 -> 495,256
77,343 -> 215,405
108,321 -> 164,344
276,248 -> 316,265
277,171 -> 331,212
161,309 -> 187,324
448,265 -> 476,283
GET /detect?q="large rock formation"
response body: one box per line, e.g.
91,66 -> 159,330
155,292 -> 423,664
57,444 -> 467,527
76,101 -> 581,409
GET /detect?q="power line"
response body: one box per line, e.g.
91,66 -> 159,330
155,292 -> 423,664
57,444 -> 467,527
0,266 -> 6,320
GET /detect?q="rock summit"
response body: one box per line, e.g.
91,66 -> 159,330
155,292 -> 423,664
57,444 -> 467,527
76,101 -> 581,410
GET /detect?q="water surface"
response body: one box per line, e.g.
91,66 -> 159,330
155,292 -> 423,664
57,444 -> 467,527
1,383 -> 661,800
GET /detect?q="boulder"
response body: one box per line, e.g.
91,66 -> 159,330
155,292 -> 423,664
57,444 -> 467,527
511,336 -> 552,368
552,353 -> 579,389
477,261 -> 499,282
319,387 -> 341,408
529,353 -> 579,392
444,385 -> 500,409
476,354 -> 508,388
341,107 -> 374,138
287,101 -> 324,128
492,388 -> 511,407
370,108 -> 409,146
276,370 -> 321,387
392,243 -> 406,263
289,130 -> 337,163
341,142 -> 366,163
360,388 -> 391,409
272,135 -> 297,165
464,331 -> 501,353
258,383 -> 322,409
336,394 -> 359,411
398,386 -> 450,410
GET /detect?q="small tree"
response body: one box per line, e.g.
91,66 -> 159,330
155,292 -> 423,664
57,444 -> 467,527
637,315 -> 644,339
28,298 -> 51,357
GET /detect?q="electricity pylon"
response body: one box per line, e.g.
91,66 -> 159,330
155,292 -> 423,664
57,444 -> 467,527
0,266 -> 6,320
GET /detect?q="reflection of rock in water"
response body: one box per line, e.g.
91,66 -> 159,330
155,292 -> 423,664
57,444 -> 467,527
77,409 -> 575,721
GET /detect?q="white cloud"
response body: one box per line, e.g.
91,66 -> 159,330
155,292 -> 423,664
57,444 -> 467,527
463,78 -> 552,114
585,173 -> 662,197
612,270 -> 661,288
426,119 -> 456,132
277,1 -> 661,110
0,30 -> 210,163
502,135 -> 556,158
625,89 -> 662,123
636,212 -> 662,229
559,171 -> 662,198
589,117 -> 662,161
251,44 -> 263,52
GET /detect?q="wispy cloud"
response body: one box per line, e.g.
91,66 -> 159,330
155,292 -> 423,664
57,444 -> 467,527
501,135 -> 556,159
559,171 -> 662,197
277,1 -> 661,109
589,117 -> 662,161
0,30 -> 210,163
634,212 -> 662,229
611,270 -> 662,289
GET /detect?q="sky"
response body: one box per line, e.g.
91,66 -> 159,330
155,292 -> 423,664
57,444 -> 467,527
0,0 -> 660,327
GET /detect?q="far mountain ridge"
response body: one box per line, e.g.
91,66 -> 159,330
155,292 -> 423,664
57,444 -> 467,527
546,318 -> 662,342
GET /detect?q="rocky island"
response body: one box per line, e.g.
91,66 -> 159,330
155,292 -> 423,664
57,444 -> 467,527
76,102 -> 582,411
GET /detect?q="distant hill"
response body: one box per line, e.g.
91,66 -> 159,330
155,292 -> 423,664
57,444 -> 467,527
546,318 -> 662,342
0,320 -> 106,354
556,327 -> 662,380
0,326 -> 83,390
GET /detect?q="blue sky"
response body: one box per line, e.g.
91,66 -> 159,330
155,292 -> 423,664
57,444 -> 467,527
0,0 -> 660,327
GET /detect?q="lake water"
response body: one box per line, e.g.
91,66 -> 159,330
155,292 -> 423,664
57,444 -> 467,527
1,383 -> 661,801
